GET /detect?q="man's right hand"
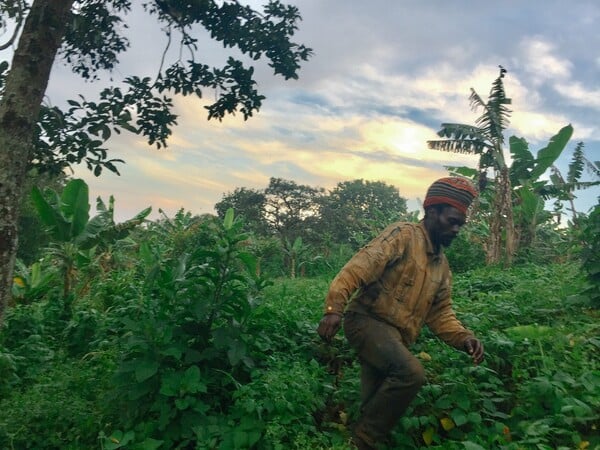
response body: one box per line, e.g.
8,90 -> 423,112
317,313 -> 342,342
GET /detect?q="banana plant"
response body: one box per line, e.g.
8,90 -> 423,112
429,67 -> 576,266
509,125 -> 573,248
11,259 -> 57,304
428,67 -> 515,265
509,125 -> 573,189
30,178 -> 151,297
283,236 -> 310,278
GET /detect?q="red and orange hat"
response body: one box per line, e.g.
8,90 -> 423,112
423,177 -> 478,214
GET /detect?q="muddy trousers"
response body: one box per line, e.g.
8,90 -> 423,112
343,311 -> 426,447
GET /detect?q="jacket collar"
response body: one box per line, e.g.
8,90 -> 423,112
418,220 -> 443,262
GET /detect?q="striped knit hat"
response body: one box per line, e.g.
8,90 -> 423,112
423,177 -> 478,214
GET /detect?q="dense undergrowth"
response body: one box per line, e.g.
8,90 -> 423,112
1,211 -> 598,450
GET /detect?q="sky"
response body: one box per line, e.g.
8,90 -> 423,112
5,1 -> 600,221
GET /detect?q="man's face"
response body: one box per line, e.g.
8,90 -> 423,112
429,206 -> 467,247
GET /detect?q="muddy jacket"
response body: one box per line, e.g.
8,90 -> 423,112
324,221 -> 474,349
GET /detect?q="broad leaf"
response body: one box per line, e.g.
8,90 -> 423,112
31,186 -> 70,242
463,442 -> 487,450
516,186 -> 544,221
445,166 -> 479,178
61,179 -> 90,238
159,372 -> 181,397
530,124 -> 573,180
131,206 -> 152,222
237,251 -> 257,276
451,409 -> 468,426
504,324 -> 552,340
422,426 -> 435,445
509,136 -> 534,184
227,339 -> 247,367
182,366 -> 207,394
132,439 -> 163,450
440,417 -> 455,431
135,359 -> 159,382
224,207 -> 235,230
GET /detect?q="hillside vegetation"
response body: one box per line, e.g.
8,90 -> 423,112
1,192 -> 598,449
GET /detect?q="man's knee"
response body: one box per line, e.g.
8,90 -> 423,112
389,358 -> 426,389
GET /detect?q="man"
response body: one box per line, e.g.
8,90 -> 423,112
317,177 -> 484,450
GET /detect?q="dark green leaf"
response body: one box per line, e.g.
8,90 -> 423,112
135,360 -> 159,382
31,186 -> 69,241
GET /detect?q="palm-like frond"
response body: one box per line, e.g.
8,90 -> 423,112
427,123 -> 493,155
509,136 -> 534,185
571,180 -> 600,190
435,123 -> 489,141
470,69 -> 512,145
584,158 -> 600,179
429,67 -> 511,172
427,139 -> 490,154
567,142 -> 585,184
550,164 -> 600,196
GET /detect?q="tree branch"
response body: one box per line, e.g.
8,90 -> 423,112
0,0 -> 26,50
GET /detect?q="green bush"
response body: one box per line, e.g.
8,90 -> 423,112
0,355 -> 114,450
444,223 -> 487,273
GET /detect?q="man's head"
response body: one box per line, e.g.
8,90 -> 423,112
423,177 -> 478,248
423,177 -> 478,215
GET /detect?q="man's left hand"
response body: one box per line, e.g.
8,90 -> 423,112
464,338 -> 484,365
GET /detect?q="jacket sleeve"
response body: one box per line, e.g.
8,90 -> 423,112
323,225 -> 407,315
425,272 -> 474,349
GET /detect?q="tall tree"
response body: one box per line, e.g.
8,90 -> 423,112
215,187 -> 268,236
264,177 -> 323,244
0,0 -> 312,324
318,179 -> 408,248
428,67 -> 516,265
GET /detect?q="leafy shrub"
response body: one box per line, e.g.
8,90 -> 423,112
0,346 -> 20,398
0,356 -> 112,450
229,358 -> 331,449
444,223 -> 487,273
0,304 -> 57,384
105,210 -> 270,448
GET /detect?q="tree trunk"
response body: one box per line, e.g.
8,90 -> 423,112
0,0 -> 74,326
255,256 -> 261,278
487,198 -> 502,265
486,166 -> 516,266
290,256 -> 296,279
501,167 -> 516,266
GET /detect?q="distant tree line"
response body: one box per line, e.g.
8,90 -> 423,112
213,177 -> 414,277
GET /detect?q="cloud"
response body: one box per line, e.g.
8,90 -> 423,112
520,38 -> 572,85
510,110 -> 571,141
553,81 -> 600,109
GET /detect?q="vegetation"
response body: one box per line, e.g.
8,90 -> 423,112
1,175 -> 598,449
0,0 -> 313,325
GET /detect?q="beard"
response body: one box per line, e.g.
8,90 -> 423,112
439,234 -> 456,248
